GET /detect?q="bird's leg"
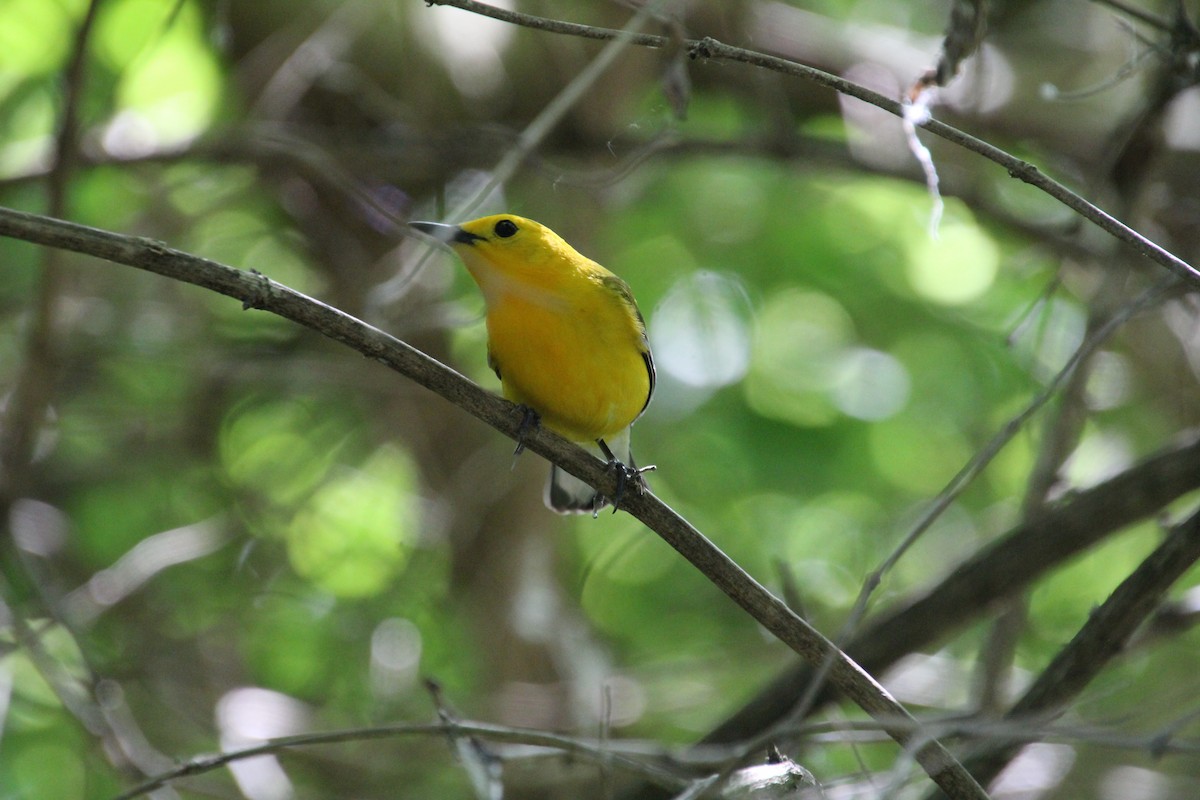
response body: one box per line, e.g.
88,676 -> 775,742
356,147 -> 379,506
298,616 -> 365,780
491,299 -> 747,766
596,438 -> 656,514
512,404 -> 541,457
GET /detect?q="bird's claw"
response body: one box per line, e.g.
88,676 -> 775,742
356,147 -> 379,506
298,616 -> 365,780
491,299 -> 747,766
603,461 -> 656,517
594,439 -> 655,517
512,405 -> 541,457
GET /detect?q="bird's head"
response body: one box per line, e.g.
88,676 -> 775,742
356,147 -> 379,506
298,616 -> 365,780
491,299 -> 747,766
408,214 -> 581,285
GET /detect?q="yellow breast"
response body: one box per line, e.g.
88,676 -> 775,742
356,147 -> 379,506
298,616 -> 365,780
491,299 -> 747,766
485,277 -> 650,443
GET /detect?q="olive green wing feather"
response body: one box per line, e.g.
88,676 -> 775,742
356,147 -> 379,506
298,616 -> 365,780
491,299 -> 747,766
600,274 -> 655,416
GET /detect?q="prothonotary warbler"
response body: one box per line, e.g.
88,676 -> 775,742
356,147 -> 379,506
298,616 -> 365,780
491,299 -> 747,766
408,214 -> 655,514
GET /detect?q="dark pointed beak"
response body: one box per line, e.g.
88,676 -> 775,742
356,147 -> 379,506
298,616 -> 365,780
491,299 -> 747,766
408,221 -> 482,245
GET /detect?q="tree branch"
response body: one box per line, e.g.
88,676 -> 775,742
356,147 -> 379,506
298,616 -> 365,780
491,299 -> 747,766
704,430 -> 1200,744
0,0 -> 101,494
929,504 -> 1200,797
0,0 -> 157,782
427,0 -> 1200,289
112,718 -> 690,800
0,204 -> 988,800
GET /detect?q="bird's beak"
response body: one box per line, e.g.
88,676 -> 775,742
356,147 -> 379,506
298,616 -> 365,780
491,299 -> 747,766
408,221 -> 482,246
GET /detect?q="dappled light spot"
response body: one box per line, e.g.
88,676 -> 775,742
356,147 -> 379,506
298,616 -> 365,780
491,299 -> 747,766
745,288 -> 854,427
98,0 -> 221,147
1164,87 -> 1200,150
10,498 -> 68,557
220,397 -> 351,507
0,0 -> 71,76
830,347 -> 911,420
0,86 -> 55,175
1085,351 -> 1132,410
1099,766 -> 1174,800
416,0 -> 515,100
593,675 -> 647,728
682,166 -> 769,245
883,652 -> 976,708
217,687 -> 311,800
96,0 -> 193,70
868,416 -> 972,494
820,177 -> 925,264
651,270 -> 751,389
370,618 -> 423,699
1011,296 -> 1086,382
1061,429 -> 1133,490
990,743 -> 1075,799
906,218 -> 999,304
217,686 -> 312,742
287,445 -> 418,598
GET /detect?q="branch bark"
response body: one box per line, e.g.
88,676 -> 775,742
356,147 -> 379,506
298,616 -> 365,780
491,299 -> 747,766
704,431 -> 1200,744
428,0 -> 1200,289
112,718 -> 690,800
929,505 -> 1200,797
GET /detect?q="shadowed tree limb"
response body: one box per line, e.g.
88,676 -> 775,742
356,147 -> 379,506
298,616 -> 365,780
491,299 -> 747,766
705,431 -> 1200,744
926,504 -> 1200,798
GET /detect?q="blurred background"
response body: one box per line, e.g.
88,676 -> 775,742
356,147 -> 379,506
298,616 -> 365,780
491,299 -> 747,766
2,0 -> 1200,798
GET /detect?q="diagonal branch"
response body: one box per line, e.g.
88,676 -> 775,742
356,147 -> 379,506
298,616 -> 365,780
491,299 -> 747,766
927,504 -> 1200,797
704,430 -> 1200,744
427,0 -> 1200,289
0,205 -> 988,800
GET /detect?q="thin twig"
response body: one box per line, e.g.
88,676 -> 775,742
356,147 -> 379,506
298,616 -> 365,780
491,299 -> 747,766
372,0 -> 669,309
428,0 -> 1200,289
925,505 -> 1200,798
704,430 -> 1200,744
111,718 -> 690,800
764,276 -> 1180,738
427,0 -> 668,46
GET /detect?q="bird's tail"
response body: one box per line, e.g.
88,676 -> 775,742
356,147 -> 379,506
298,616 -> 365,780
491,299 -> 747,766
545,429 -> 633,515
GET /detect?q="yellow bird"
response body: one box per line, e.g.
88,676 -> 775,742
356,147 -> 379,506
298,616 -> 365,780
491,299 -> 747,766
409,214 -> 655,514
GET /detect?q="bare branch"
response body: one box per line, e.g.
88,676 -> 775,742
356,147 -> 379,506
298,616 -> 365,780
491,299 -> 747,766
931,0 -> 988,87
927,505 -> 1200,797
705,430 -> 1200,744
111,718 -> 691,800
427,0 -> 1200,289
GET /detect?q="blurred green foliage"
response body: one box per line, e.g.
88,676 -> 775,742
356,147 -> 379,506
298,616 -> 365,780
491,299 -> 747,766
2,0 -> 1200,798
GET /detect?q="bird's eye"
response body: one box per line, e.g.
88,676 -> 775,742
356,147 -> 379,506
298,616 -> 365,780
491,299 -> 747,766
494,219 -> 519,238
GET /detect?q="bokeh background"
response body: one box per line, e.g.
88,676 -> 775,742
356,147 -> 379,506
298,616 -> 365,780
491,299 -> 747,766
2,0 -> 1200,798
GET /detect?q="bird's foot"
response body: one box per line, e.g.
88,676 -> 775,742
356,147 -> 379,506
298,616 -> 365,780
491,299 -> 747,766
512,405 -> 541,458
595,439 -> 656,517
